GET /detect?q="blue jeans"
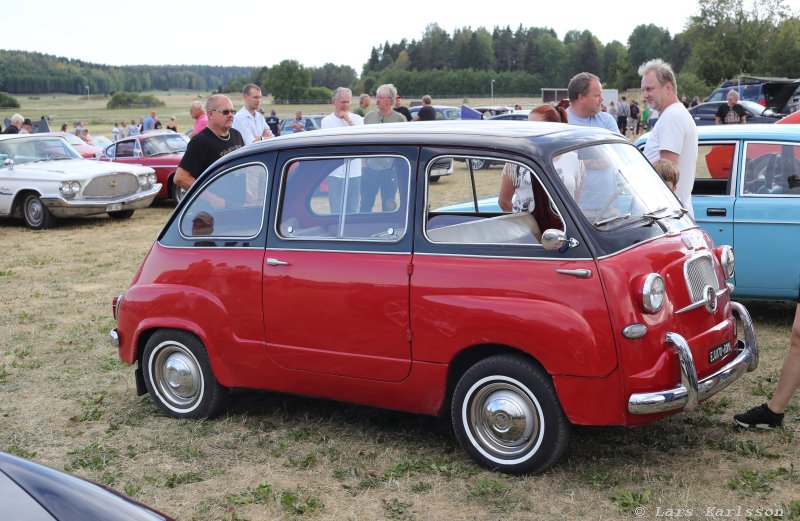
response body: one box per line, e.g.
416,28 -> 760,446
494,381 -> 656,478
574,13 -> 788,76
327,176 -> 360,214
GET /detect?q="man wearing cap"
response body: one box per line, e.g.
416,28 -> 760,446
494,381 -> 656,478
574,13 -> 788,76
2,114 -> 24,134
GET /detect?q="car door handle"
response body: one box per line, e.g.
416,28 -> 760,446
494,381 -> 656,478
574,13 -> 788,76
706,208 -> 727,216
266,257 -> 290,266
556,269 -> 592,278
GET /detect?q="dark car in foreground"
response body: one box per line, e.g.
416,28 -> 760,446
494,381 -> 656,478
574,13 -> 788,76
0,451 -> 173,520
111,121 -> 755,475
688,100 -> 782,126
636,124 -> 800,300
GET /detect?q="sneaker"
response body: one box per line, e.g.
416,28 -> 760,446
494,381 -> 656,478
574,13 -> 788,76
734,403 -> 784,429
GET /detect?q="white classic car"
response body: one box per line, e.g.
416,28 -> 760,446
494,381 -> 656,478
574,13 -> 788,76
0,134 -> 160,229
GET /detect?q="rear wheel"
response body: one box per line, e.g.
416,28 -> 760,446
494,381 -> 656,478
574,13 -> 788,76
170,179 -> 186,204
451,354 -> 570,474
142,329 -> 228,419
108,210 -> 134,220
22,194 -> 56,229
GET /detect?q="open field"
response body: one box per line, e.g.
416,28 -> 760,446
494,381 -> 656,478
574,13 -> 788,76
1,180 -> 799,519
6,91 -> 543,141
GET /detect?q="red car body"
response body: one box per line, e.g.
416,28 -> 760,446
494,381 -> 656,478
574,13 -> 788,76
99,130 -> 187,200
110,122 -> 757,474
777,111 -> 800,124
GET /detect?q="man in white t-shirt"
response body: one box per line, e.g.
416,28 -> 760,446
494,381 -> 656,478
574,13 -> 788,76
639,58 -> 697,217
565,72 -> 619,133
232,84 -> 273,144
321,87 -> 364,214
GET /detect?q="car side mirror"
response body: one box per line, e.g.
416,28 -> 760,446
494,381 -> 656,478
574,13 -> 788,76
541,229 -> 578,252
3,158 -> 14,170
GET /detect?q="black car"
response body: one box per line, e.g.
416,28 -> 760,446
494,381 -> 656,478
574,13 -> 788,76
687,101 -> 782,126
0,451 -> 173,520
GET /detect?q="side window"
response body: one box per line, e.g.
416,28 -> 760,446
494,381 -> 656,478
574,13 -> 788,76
744,142 -> 800,196
278,156 -> 410,241
116,141 -> 135,158
694,144 -> 735,195
180,163 -> 268,238
426,156 -> 563,245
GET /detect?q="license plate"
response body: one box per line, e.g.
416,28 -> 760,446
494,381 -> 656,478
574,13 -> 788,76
106,203 -> 123,212
708,341 -> 732,364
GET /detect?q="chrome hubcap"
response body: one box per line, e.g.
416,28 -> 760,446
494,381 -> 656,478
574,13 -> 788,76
152,343 -> 202,409
26,199 -> 43,225
469,382 -> 539,459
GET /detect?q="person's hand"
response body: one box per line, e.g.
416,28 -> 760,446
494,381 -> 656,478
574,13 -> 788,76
337,110 -> 352,125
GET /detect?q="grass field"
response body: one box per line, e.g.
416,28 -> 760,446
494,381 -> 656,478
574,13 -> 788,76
0,172 -> 799,519
7,91 -> 543,141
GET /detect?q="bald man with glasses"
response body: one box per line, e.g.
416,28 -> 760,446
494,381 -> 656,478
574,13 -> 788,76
175,94 -> 245,192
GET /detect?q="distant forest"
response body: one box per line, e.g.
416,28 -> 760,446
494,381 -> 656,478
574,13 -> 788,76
1,0 -> 798,101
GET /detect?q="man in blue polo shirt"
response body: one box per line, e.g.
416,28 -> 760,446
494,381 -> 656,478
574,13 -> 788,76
565,72 -> 619,133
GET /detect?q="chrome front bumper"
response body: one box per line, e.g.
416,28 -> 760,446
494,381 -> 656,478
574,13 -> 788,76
41,184 -> 161,217
108,328 -> 119,348
628,301 -> 758,415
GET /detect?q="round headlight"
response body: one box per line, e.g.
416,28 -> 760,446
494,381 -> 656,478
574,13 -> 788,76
59,181 -> 80,197
642,273 -> 665,313
138,175 -> 149,188
147,173 -> 157,186
720,246 -> 735,279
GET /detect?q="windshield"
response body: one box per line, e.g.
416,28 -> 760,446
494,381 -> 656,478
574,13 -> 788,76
0,136 -> 83,164
555,142 -> 692,231
142,134 -> 188,155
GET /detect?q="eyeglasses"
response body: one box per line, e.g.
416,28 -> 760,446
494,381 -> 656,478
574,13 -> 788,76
213,109 -> 236,116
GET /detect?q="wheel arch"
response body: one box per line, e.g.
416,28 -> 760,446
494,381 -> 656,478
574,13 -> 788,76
442,344 -> 550,416
10,189 -> 40,219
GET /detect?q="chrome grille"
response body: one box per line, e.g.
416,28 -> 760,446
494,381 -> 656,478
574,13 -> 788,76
685,254 -> 719,302
83,174 -> 139,198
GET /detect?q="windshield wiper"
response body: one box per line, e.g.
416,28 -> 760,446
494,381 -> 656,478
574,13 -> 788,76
643,206 -> 688,222
594,213 -> 632,227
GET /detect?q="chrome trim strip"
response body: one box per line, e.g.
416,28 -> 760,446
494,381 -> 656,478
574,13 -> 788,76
412,251 -> 594,261
628,302 -> 757,415
675,287 -> 729,314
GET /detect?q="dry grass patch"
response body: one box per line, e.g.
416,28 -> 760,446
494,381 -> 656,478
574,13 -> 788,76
1,198 -> 799,520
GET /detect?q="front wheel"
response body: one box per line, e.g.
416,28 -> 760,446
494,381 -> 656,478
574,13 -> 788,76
142,329 -> 228,419
108,210 -> 134,220
451,354 -> 570,474
22,194 -> 56,229
170,179 -> 186,204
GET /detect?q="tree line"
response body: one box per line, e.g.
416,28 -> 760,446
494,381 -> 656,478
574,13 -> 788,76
1,0 -> 797,103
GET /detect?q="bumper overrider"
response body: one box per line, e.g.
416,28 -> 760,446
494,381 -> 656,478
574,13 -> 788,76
628,301 -> 758,415
40,184 -> 161,218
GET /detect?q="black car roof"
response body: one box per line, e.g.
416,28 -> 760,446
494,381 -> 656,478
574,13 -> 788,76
223,120 -> 627,164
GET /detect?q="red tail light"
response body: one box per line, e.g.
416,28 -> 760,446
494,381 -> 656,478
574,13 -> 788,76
758,97 -> 767,107
112,295 -> 122,320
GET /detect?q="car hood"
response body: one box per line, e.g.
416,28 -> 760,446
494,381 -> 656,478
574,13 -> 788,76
9,159 -> 154,178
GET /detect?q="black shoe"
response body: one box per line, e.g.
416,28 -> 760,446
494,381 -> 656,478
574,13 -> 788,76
734,403 -> 784,429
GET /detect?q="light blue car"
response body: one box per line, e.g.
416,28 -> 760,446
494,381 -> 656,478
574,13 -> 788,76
635,125 -> 800,301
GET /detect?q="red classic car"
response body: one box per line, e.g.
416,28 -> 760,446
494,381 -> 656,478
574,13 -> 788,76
99,130 -> 188,201
109,121 -> 757,474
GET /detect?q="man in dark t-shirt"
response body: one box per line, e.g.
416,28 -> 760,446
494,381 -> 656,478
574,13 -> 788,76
393,93 -> 412,121
175,94 -> 245,192
416,95 -> 437,121
715,90 -> 746,125
265,109 -> 281,136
